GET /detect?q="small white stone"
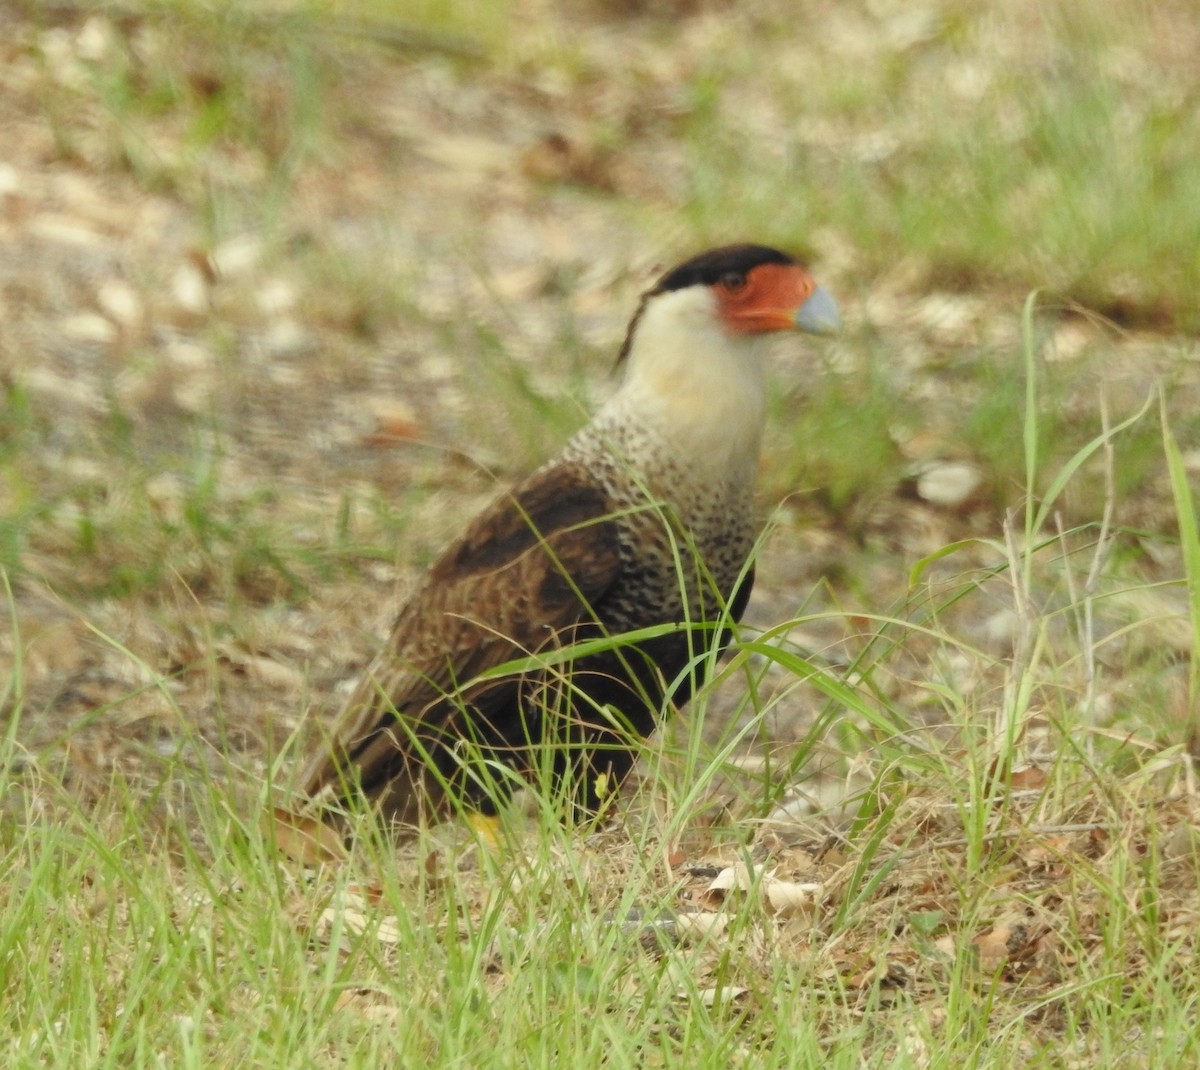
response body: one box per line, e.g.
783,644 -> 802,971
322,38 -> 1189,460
913,293 -> 982,343
171,369 -> 218,413
262,318 -> 314,358
0,164 -> 20,197
61,457 -> 106,483
165,338 -> 214,369
76,16 -> 115,62
266,361 -> 303,386
22,367 -> 105,410
211,233 -> 262,278
1048,321 -> 1092,363
30,213 -> 102,247
171,262 -> 211,314
916,461 -> 982,507
60,313 -> 117,344
144,472 -> 185,521
39,28 -> 86,88
96,278 -> 143,328
256,277 -> 297,315
981,608 -> 1019,650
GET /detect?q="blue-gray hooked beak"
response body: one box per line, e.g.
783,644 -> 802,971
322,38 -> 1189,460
794,284 -> 841,335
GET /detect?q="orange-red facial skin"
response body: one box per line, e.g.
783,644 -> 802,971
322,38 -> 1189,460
714,262 -> 817,335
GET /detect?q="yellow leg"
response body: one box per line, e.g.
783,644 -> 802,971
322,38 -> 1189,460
467,811 -> 504,852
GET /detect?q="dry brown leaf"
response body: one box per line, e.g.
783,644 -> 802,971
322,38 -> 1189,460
1020,834 -> 1070,873
17,617 -> 85,676
842,958 -> 908,991
520,132 -> 619,192
973,924 -> 1015,969
1009,766 -> 1049,790
363,421 -> 424,446
968,916 -> 1048,971
361,396 -> 424,445
218,644 -> 305,688
347,882 -> 385,906
265,807 -> 346,864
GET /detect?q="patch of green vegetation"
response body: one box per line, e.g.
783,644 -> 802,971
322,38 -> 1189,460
31,3 -> 331,201
2,413 -> 354,604
674,1 -> 1200,331
766,349 -> 905,517
6,567 -> 1200,1069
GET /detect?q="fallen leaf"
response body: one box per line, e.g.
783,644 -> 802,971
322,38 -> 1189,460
686,986 -> 749,1008
1009,766 -> 1048,790
265,807 -> 346,864
762,878 -> 823,917
706,861 -> 763,893
362,396 -> 424,445
838,955 -> 908,991
673,912 -> 730,942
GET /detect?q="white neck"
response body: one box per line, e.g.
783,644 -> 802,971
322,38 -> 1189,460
603,286 -> 769,486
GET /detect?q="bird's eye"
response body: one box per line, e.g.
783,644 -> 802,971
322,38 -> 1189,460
719,272 -> 747,292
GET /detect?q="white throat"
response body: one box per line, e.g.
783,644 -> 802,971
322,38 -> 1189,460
604,286 -> 770,486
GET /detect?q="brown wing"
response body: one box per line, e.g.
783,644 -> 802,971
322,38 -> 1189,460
296,461 -> 623,824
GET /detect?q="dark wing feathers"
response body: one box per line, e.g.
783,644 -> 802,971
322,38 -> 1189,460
297,463 -> 623,817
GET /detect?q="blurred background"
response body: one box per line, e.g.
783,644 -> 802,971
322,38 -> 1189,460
2,0 -> 1198,815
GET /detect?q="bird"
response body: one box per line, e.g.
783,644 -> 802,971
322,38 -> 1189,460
293,243 -> 840,839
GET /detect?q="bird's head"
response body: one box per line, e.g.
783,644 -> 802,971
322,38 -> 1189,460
609,244 -> 838,473
616,244 -> 839,368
